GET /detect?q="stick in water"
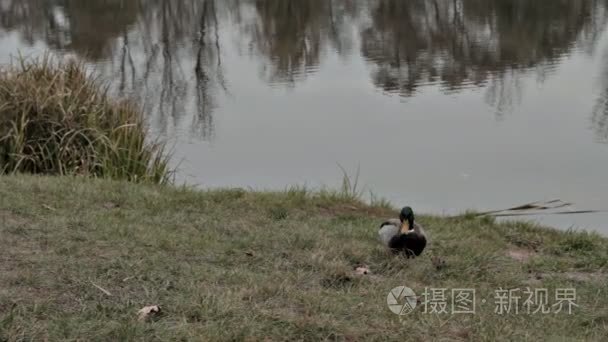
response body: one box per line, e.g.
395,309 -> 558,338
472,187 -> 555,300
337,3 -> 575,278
470,199 -> 572,217
456,199 -> 608,218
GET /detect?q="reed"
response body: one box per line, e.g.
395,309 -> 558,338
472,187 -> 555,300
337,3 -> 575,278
0,55 -> 172,184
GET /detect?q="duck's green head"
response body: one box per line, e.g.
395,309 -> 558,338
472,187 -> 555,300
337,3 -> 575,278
399,206 -> 415,228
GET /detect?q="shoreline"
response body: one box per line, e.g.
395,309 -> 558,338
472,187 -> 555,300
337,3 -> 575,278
1,175 -> 607,340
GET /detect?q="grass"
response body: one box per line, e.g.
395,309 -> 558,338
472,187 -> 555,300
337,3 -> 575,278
0,55 -> 171,184
1,175 -> 607,341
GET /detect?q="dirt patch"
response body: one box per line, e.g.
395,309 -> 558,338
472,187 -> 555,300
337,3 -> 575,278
0,209 -> 30,227
102,202 -> 120,210
551,272 -> 607,282
507,248 -> 536,262
524,272 -> 545,286
526,271 -> 607,285
431,256 -> 447,270
447,326 -> 471,340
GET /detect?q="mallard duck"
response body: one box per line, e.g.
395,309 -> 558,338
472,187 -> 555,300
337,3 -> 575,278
378,206 -> 427,257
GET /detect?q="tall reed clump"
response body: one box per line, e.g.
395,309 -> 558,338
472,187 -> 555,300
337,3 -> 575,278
0,56 -> 172,184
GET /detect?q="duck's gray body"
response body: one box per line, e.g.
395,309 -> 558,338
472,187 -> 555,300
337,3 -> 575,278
378,209 -> 428,257
378,219 -> 427,246
378,219 -> 401,246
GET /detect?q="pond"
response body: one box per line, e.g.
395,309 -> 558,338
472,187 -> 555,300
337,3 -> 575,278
2,0 -> 608,233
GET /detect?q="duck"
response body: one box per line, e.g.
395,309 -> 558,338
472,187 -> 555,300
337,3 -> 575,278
378,206 -> 427,257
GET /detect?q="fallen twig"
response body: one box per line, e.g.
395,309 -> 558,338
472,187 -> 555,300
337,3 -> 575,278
42,204 -> 56,211
91,281 -> 112,296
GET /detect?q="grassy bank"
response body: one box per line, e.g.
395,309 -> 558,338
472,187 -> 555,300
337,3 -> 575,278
0,57 -> 170,183
1,175 -> 607,341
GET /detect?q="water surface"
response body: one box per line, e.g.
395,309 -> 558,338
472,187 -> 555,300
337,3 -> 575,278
2,0 -> 608,233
